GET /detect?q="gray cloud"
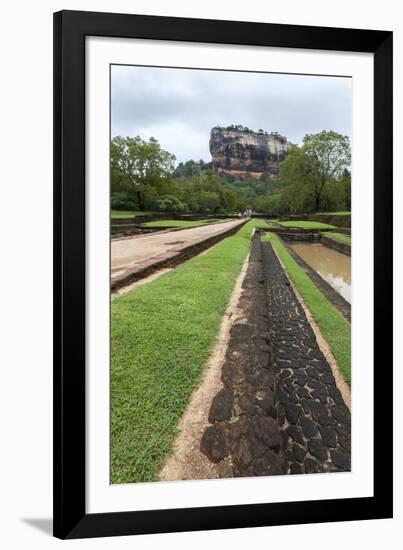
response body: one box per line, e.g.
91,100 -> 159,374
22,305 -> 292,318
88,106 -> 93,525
111,65 -> 352,164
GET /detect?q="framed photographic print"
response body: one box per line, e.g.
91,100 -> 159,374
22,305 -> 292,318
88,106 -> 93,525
53,10 -> 393,539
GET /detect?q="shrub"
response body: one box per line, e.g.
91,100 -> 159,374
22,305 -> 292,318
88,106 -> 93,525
111,191 -> 138,211
152,194 -> 188,212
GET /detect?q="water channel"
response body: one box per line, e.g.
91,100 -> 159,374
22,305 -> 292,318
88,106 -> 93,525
290,243 -> 351,303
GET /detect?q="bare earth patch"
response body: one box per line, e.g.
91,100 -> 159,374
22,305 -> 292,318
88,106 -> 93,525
158,251 -> 251,481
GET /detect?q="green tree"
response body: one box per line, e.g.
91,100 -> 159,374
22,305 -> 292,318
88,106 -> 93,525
276,146 -> 313,212
340,168 -> 351,210
198,191 -> 220,213
304,131 -> 351,211
153,195 -> 187,212
111,136 -> 176,210
173,159 -> 211,178
111,191 -> 138,211
279,131 -> 351,212
255,193 -> 288,215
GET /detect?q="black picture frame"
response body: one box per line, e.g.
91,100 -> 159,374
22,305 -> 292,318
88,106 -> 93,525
53,9 -> 393,539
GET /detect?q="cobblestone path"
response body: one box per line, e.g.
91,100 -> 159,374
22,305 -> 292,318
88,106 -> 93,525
261,241 -> 351,474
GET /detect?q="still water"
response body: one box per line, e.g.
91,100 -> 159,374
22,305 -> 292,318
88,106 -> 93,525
290,243 -> 351,303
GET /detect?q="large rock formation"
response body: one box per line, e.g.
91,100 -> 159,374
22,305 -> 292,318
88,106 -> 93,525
209,126 -> 292,179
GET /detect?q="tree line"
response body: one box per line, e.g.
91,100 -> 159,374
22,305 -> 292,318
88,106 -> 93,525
111,130 -> 351,215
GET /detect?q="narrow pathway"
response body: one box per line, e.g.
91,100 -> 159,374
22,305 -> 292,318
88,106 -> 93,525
200,238 -> 351,477
261,242 -> 351,474
200,236 -> 286,476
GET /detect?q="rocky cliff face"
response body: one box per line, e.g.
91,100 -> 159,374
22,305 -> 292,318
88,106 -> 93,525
209,127 -> 292,179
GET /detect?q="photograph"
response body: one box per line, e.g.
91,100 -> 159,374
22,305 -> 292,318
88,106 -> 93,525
110,64 -> 352,484
0,0 -> 397,544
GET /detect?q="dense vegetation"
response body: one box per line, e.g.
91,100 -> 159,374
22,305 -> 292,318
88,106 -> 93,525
111,130 -> 351,215
213,124 -> 281,136
274,131 -> 351,213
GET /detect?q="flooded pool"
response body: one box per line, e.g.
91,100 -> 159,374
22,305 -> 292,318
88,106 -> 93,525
290,243 -> 351,303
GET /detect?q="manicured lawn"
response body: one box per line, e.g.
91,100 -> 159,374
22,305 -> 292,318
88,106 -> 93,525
111,220 -> 264,484
253,219 -> 274,229
323,232 -> 351,245
262,233 -> 351,384
142,219 -> 217,228
111,210 -> 151,219
257,221 -> 278,228
279,220 -> 337,229
319,211 -> 351,215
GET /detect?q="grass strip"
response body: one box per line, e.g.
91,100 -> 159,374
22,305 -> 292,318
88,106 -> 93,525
262,233 -> 351,384
111,219 -> 264,483
319,211 -> 351,215
279,220 -> 336,230
142,219 -> 215,228
322,231 -> 351,245
111,210 -> 145,219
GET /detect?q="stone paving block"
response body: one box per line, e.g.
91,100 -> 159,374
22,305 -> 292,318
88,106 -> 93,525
261,241 -> 351,474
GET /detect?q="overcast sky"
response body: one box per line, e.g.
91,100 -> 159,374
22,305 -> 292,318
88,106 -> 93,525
111,64 -> 352,165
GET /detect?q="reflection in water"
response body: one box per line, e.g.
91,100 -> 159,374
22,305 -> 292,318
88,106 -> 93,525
290,243 -> 351,303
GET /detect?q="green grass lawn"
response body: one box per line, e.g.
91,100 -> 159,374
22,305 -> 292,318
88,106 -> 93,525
111,220 -> 264,484
253,219 -> 274,229
142,219 -> 217,228
111,210 -> 153,219
262,233 -> 351,384
255,220 -> 278,228
318,211 -> 351,216
322,232 -> 351,245
279,220 -> 337,230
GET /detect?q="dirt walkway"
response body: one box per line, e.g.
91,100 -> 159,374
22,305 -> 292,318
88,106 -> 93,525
158,251 -> 251,481
111,218 -> 245,289
112,219 -> 243,274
